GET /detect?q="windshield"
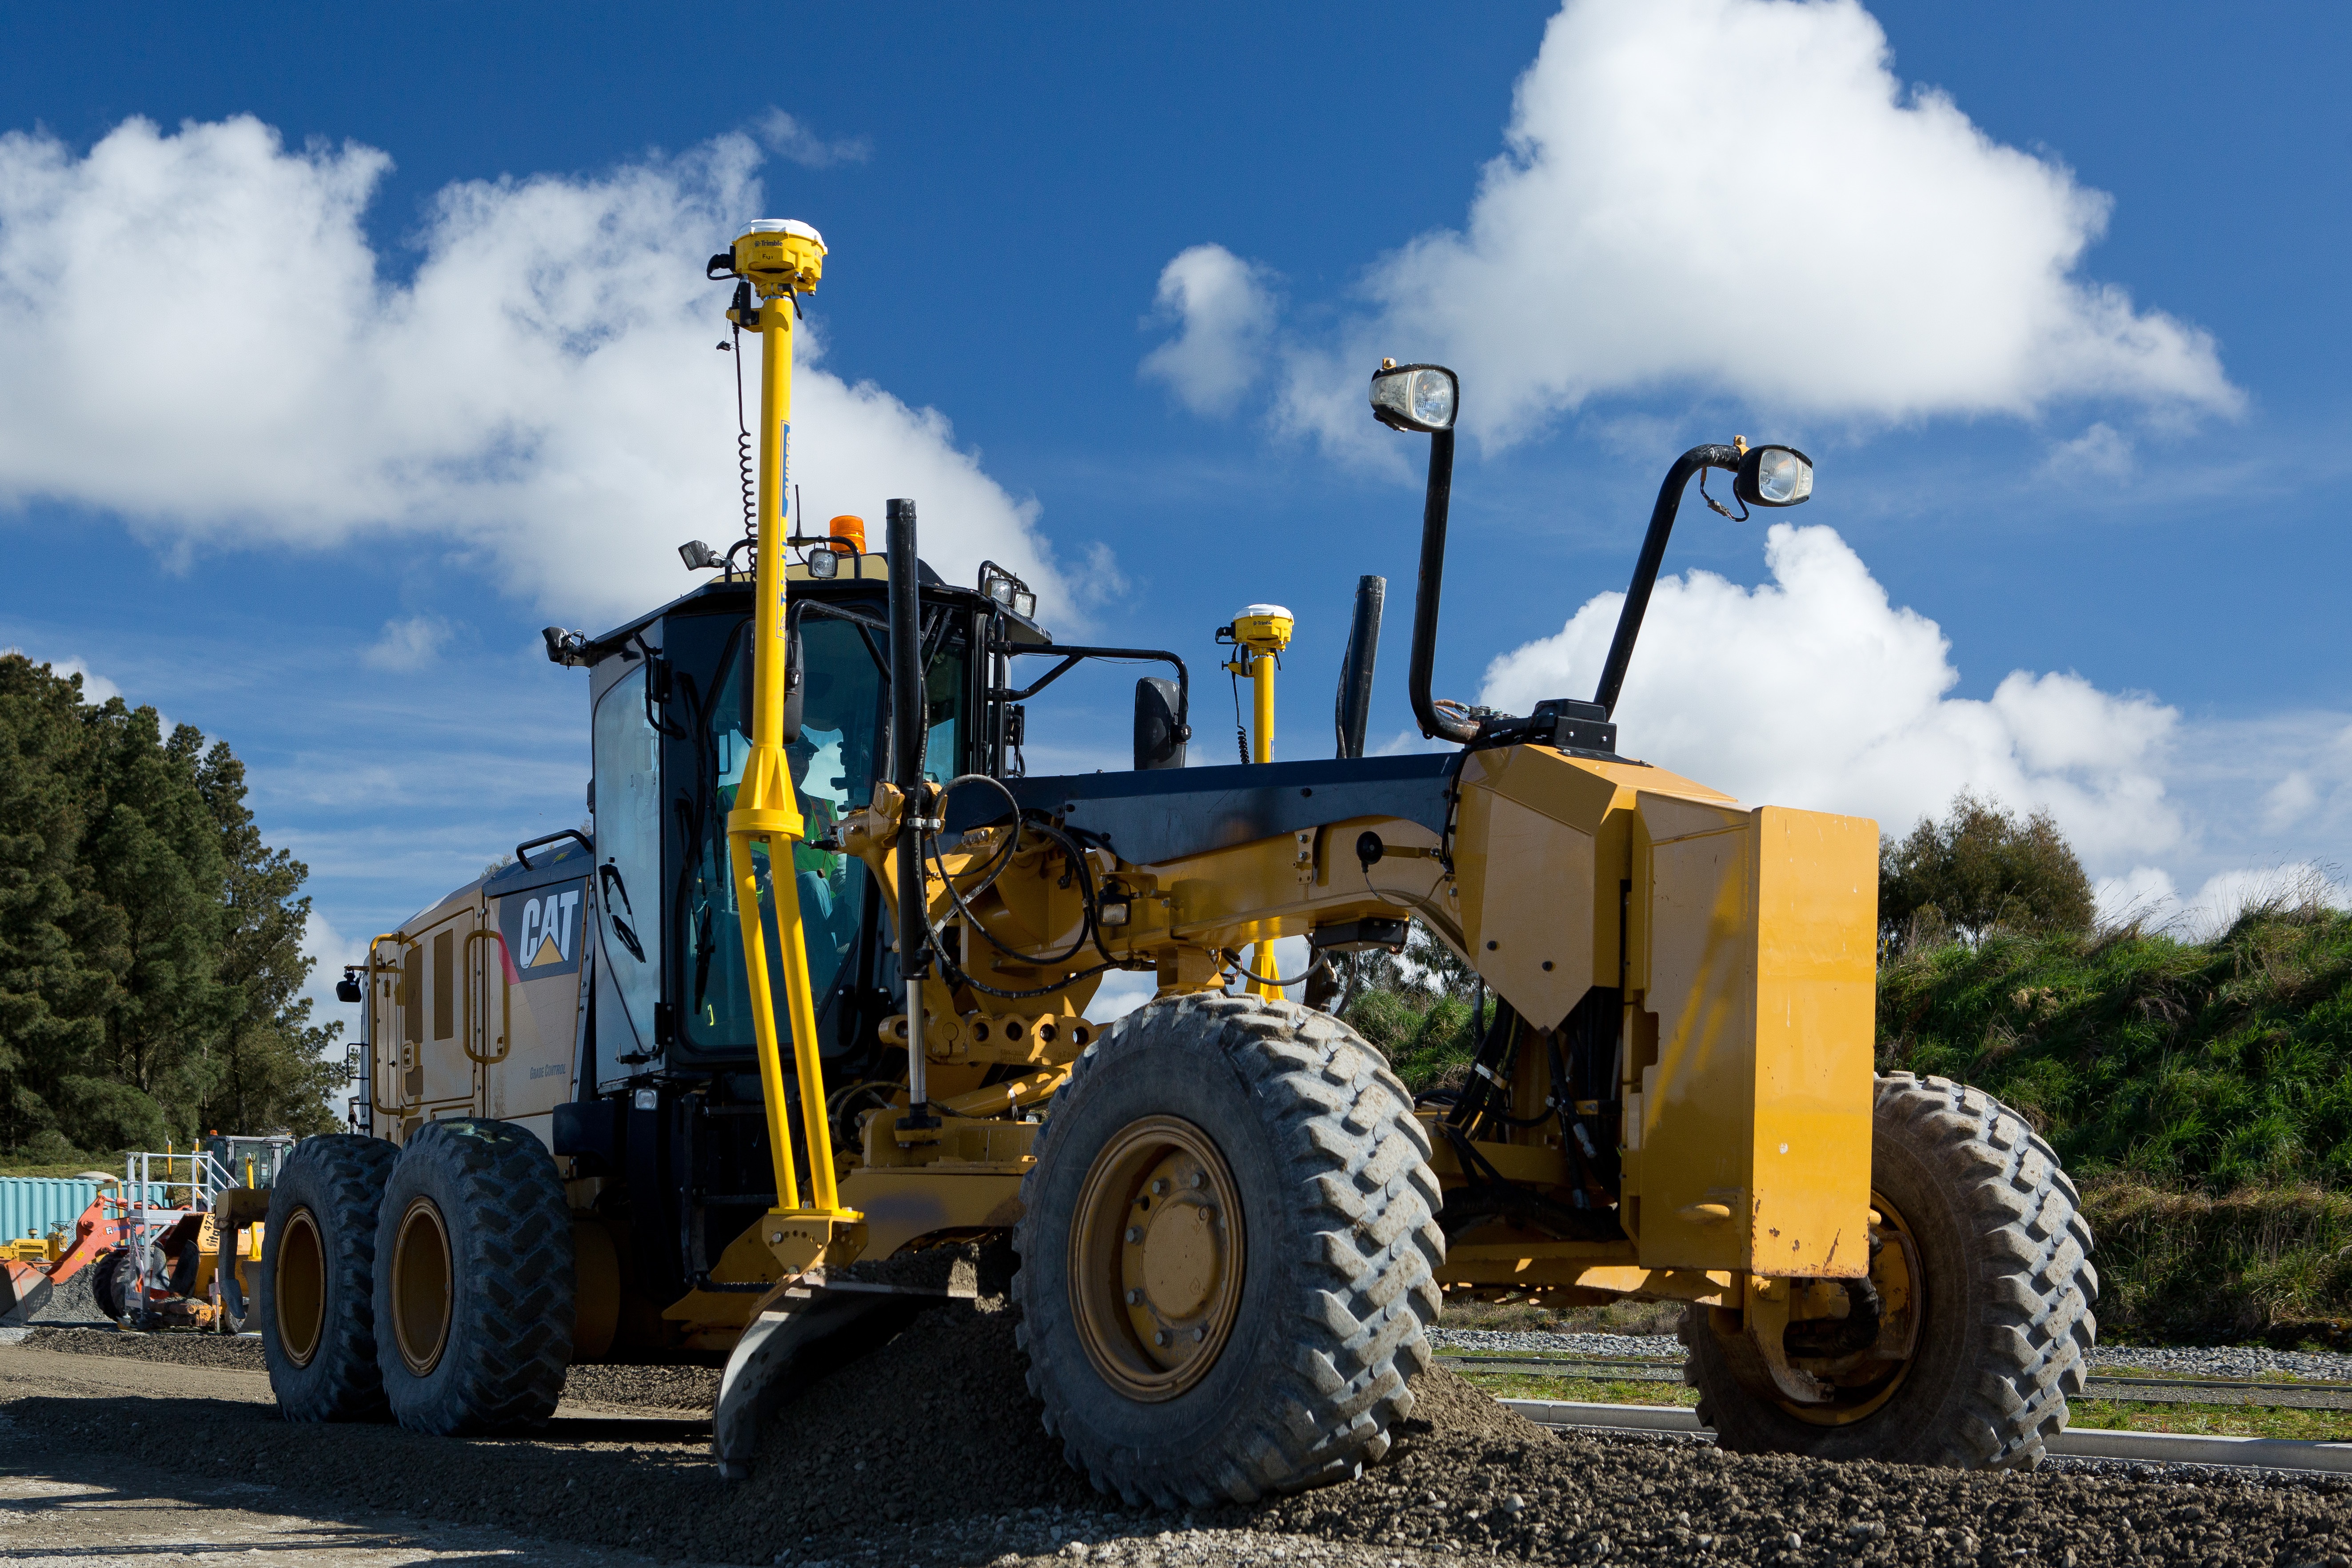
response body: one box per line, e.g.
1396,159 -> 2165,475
684,613 -> 964,1054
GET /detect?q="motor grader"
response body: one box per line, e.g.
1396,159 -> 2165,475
258,218 -> 2096,1500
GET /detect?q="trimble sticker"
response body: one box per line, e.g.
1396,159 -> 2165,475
499,880 -> 585,981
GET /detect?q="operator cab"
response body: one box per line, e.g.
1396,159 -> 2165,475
566,552 -> 1050,1099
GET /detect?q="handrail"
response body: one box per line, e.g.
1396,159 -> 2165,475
462,928 -> 514,1065
364,931 -> 414,1117
515,829 -> 591,870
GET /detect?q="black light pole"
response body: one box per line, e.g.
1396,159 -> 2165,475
887,498 -> 939,1131
1590,445 -> 1740,719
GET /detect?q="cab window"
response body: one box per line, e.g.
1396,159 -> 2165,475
683,613 -> 966,1053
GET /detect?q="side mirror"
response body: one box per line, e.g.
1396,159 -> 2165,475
736,627 -> 805,742
781,627 -> 805,744
1733,444 -> 1814,508
1368,363 -> 1458,434
1133,677 -> 1186,770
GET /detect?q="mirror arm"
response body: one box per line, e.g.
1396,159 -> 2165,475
1408,429 -> 1477,743
1591,443 -> 1742,719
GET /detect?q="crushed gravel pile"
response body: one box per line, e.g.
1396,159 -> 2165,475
2093,1345 -> 2352,1382
1435,1325 -> 2352,1384
25,1325 -> 722,1410
25,1326 -> 264,1369
735,1304 -> 2352,1566
24,1263 -> 107,1327
1430,1328 -> 1681,1359
20,1301 -> 2352,1564
566,1363 -> 721,1411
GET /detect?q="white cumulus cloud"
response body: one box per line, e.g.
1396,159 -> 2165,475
2096,863 -> 2351,942
1139,243 -> 1278,415
361,614 -> 453,672
1158,0 -> 2238,450
3,647 -> 123,705
1478,522 -> 2182,866
755,110 -> 871,169
0,116 -> 1090,628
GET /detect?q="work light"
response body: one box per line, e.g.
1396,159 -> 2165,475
979,561 -> 1037,618
1734,444 -> 1814,508
1369,362 -> 1458,434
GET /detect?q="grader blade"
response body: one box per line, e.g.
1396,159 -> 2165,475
712,1273 -> 976,1481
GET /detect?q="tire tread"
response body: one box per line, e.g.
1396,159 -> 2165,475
1014,994 -> 1443,1508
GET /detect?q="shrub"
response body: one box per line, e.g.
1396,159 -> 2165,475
1881,791 -> 2093,951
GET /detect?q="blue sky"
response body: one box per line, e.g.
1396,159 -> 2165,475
4,0 -> 2348,1031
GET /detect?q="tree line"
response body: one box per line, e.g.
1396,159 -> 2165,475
0,654 -> 340,1161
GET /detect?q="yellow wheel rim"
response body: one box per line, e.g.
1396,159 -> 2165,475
388,1197 -> 454,1376
274,1208 -> 326,1369
1069,1115 -> 1245,1403
1777,1187 -> 1920,1427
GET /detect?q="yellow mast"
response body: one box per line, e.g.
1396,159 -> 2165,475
1228,604 -> 1294,1000
721,220 -> 859,1257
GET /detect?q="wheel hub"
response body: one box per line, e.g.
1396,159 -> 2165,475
388,1195 -> 454,1376
274,1207 -> 326,1369
1769,1188 -> 1921,1426
1070,1116 -> 1244,1402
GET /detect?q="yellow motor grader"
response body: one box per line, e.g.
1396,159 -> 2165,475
259,219 -> 2095,1500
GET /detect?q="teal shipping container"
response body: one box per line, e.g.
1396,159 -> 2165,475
0,1177 -> 164,1246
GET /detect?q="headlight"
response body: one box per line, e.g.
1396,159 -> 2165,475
978,560 -> 1038,621
806,547 -> 839,579
1369,362 -> 1459,434
1734,444 -> 1815,509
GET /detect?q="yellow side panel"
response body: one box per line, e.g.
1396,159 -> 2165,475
1457,790 -> 1594,1029
1634,794 -> 1754,1273
1749,805 -> 1877,1278
1633,795 -> 1875,1279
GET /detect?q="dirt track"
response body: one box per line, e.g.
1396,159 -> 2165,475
8,1310 -> 2352,1566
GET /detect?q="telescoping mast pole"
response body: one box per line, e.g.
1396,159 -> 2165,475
720,219 -> 861,1267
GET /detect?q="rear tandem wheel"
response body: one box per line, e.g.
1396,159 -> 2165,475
260,1133 -> 399,1421
372,1118 -> 575,1435
1014,994 -> 1446,1508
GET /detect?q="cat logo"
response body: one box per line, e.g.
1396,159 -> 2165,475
498,880 -> 586,981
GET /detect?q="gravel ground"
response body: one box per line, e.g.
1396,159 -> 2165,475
1430,1328 -> 1684,1360
567,1361 -> 722,1410
1433,1325 -> 2352,1383
20,1306 -> 2352,1564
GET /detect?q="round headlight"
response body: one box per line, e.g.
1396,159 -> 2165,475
1755,448 -> 1811,505
1734,444 -> 1816,509
1410,369 -> 1455,429
1368,362 -> 1459,433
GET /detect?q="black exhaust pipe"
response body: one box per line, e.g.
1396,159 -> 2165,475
1334,575 -> 1386,759
886,498 -> 938,1129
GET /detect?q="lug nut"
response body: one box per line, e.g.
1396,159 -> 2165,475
1126,1288 -> 1142,1305
1126,1226 -> 1143,1244
1150,1179 -> 1168,1195
1190,1172 -> 1207,1189
1153,1329 -> 1170,1347
1194,1325 -> 1208,1343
